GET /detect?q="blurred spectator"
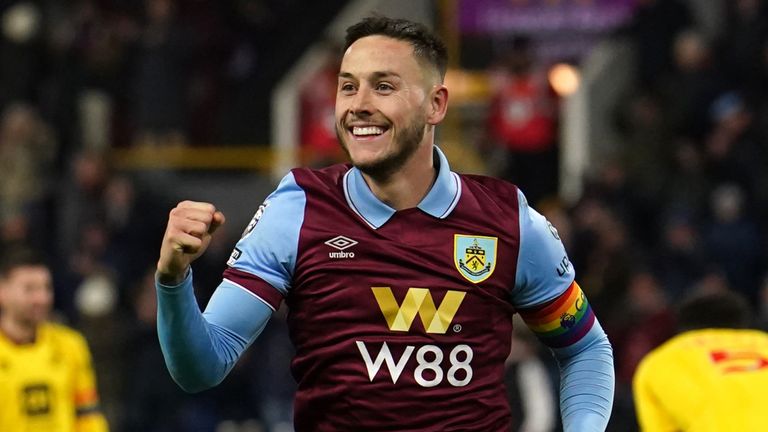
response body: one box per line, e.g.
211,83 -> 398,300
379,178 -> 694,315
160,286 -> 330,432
132,0 -> 192,147
615,90 -> 673,204
569,195 -> 636,329
654,211 -> 708,300
485,35 -> 558,205
609,270 -> 676,432
54,152 -> 166,319
689,269 -> 732,296
578,159 -> 644,240
299,42 -> 345,167
0,103 -> 57,250
100,175 -> 166,294
704,92 -> 765,203
505,316 -> 559,432
662,139 -> 710,220
36,1 -> 137,154
612,271 -> 676,386
623,0 -> 693,89
659,29 -> 724,139
56,150 -> 110,260
0,1 -> 44,109
56,220 -> 115,321
720,0 -> 768,99
702,183 -> 764,303
74,2 -> 137,150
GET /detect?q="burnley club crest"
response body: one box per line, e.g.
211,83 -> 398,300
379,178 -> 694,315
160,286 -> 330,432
454,234 -> 498,283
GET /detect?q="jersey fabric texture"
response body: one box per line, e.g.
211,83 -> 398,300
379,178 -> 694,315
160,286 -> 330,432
157,146 -> 614,431
0,322 -> 108,432
634,328 -> 768,432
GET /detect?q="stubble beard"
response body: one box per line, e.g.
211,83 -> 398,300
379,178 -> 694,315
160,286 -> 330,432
337,113 -> 427,182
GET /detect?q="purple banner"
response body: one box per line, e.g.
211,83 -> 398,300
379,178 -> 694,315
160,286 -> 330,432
459,0 -> 637,35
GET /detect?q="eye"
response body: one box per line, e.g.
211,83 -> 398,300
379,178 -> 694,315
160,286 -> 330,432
339,82 -> 356,93
376,82 -> 394,93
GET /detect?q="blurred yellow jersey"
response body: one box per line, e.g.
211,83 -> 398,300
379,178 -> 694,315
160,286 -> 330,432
0,322 -> 109,432
633,328 -> 768,432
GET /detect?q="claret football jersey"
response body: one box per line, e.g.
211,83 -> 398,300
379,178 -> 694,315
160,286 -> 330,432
222,147 -> 579,431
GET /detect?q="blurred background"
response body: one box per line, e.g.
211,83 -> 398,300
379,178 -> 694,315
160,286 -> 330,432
1,0 -> 767,431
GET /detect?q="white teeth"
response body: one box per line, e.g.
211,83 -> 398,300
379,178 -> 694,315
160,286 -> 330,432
352,126 -> 384,136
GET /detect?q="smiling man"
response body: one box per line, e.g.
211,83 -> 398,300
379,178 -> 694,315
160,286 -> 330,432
336,33 -> 445,187
155,16 -> 614,431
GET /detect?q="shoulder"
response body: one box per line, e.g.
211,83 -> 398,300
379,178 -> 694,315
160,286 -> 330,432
239,167 -> 350,234
458,173 -> 522,216
42,322 -> 85,340
290,164 -> 351,192
41,322 -> 89,350
460,173 -> 520,200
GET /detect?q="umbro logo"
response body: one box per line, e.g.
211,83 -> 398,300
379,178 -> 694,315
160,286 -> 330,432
325,235 -> 357,259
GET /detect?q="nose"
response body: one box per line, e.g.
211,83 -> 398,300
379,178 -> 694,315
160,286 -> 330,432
349,86 -> 374,117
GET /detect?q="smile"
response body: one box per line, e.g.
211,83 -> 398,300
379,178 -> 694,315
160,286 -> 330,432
347,124 -> 390,139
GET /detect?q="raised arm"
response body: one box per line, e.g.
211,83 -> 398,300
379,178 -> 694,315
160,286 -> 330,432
155,173 -> 306,392
155,200 -> 271,391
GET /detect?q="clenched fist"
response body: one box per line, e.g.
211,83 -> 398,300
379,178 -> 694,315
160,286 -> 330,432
156,201 -> 226,285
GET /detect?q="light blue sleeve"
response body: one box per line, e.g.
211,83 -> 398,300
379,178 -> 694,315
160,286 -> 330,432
156,272 -> 272,392
512,189 -> 614,430
156,172 -> 306,392
226,171 -> 306,295
551,321 -> 615,432
512,189 -> 574,307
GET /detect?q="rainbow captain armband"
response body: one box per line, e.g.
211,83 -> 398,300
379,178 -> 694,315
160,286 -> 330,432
518,282 -> 596,348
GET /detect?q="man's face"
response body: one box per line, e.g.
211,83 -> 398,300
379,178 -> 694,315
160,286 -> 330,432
0,265 -> 53,327
336,35 -> 435,179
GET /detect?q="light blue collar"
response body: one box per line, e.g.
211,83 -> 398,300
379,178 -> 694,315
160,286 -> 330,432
343,146 -> 462,229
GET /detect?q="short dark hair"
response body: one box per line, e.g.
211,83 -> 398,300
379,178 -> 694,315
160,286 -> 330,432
344,16 -> 448,81
677,290 -> 752,331
0,247 -> 47,278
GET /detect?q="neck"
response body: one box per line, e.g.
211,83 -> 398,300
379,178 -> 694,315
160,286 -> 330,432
362,142 -> 436,210
0,314 -> 38,344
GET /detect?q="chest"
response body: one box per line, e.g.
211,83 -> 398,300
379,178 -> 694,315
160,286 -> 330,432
288,205 -> 519,336
0,341 -> 73,418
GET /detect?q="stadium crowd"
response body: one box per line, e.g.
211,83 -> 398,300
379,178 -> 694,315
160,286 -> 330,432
1,1 -> 768,431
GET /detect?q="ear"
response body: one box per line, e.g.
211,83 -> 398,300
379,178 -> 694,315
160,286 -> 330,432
426,85 -> 449,125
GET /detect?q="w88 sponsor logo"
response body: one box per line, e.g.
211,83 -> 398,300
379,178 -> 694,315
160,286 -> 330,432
356,341 -> 473,388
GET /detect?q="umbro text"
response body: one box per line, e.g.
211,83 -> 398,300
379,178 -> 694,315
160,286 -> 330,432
329,251 -> 355,259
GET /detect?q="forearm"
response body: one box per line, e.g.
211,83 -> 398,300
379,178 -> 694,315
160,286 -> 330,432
156,269 -> 274,392
156,270 -> 238,392
554,322 -> 615,432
